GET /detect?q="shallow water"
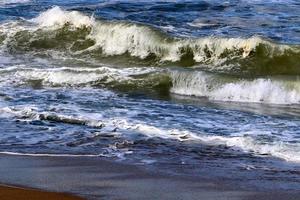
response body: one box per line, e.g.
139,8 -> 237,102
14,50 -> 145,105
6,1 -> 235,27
0,0 -> 300,190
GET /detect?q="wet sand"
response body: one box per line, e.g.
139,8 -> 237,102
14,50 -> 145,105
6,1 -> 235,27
0,185 -> 84,200
0,154 -> 299,200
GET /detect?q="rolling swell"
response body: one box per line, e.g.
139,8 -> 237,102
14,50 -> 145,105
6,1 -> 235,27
0,6 -> 299,76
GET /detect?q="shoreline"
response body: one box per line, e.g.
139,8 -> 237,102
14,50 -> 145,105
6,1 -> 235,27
0,154 -> 300,200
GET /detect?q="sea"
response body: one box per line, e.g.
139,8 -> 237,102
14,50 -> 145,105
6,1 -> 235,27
0,0 -> 300,191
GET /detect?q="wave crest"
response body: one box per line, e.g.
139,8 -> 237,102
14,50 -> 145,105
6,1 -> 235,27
32,6 -> 95,28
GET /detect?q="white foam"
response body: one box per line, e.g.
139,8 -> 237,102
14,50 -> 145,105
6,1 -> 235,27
105,118 -> 300,163
1,105 -> 300,163
170,70 -> 300,104
211,79 -> 300,104
32,6 -> 95,28
187,19 -> 218,28
196,135 -> 300,163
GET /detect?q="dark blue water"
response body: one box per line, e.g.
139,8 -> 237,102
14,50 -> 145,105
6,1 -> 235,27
0,0 -> 300,191
1,0 -> 300,43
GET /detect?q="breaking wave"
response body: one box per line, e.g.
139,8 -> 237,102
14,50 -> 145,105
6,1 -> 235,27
0,65 -> 170,92
170,70 -> 300,104
0,6 -> 299,75
2,65 -> 300,104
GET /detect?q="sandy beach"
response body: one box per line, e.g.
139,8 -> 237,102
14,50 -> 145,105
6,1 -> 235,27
0,185 -> 83,200
0,154 -> 299,200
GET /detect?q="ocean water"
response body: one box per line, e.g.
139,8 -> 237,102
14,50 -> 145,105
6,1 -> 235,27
0,0 -> 300,190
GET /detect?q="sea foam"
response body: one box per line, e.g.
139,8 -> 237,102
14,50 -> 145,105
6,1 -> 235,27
1,105 -> 300,163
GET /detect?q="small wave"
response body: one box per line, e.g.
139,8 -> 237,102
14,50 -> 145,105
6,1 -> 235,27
1,106 -> 300,163
106,119 -> 300,163
1,6 -> 299,75
170,70 -> 300,104
195,135 -> 300,163
0,65 -> 167,90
